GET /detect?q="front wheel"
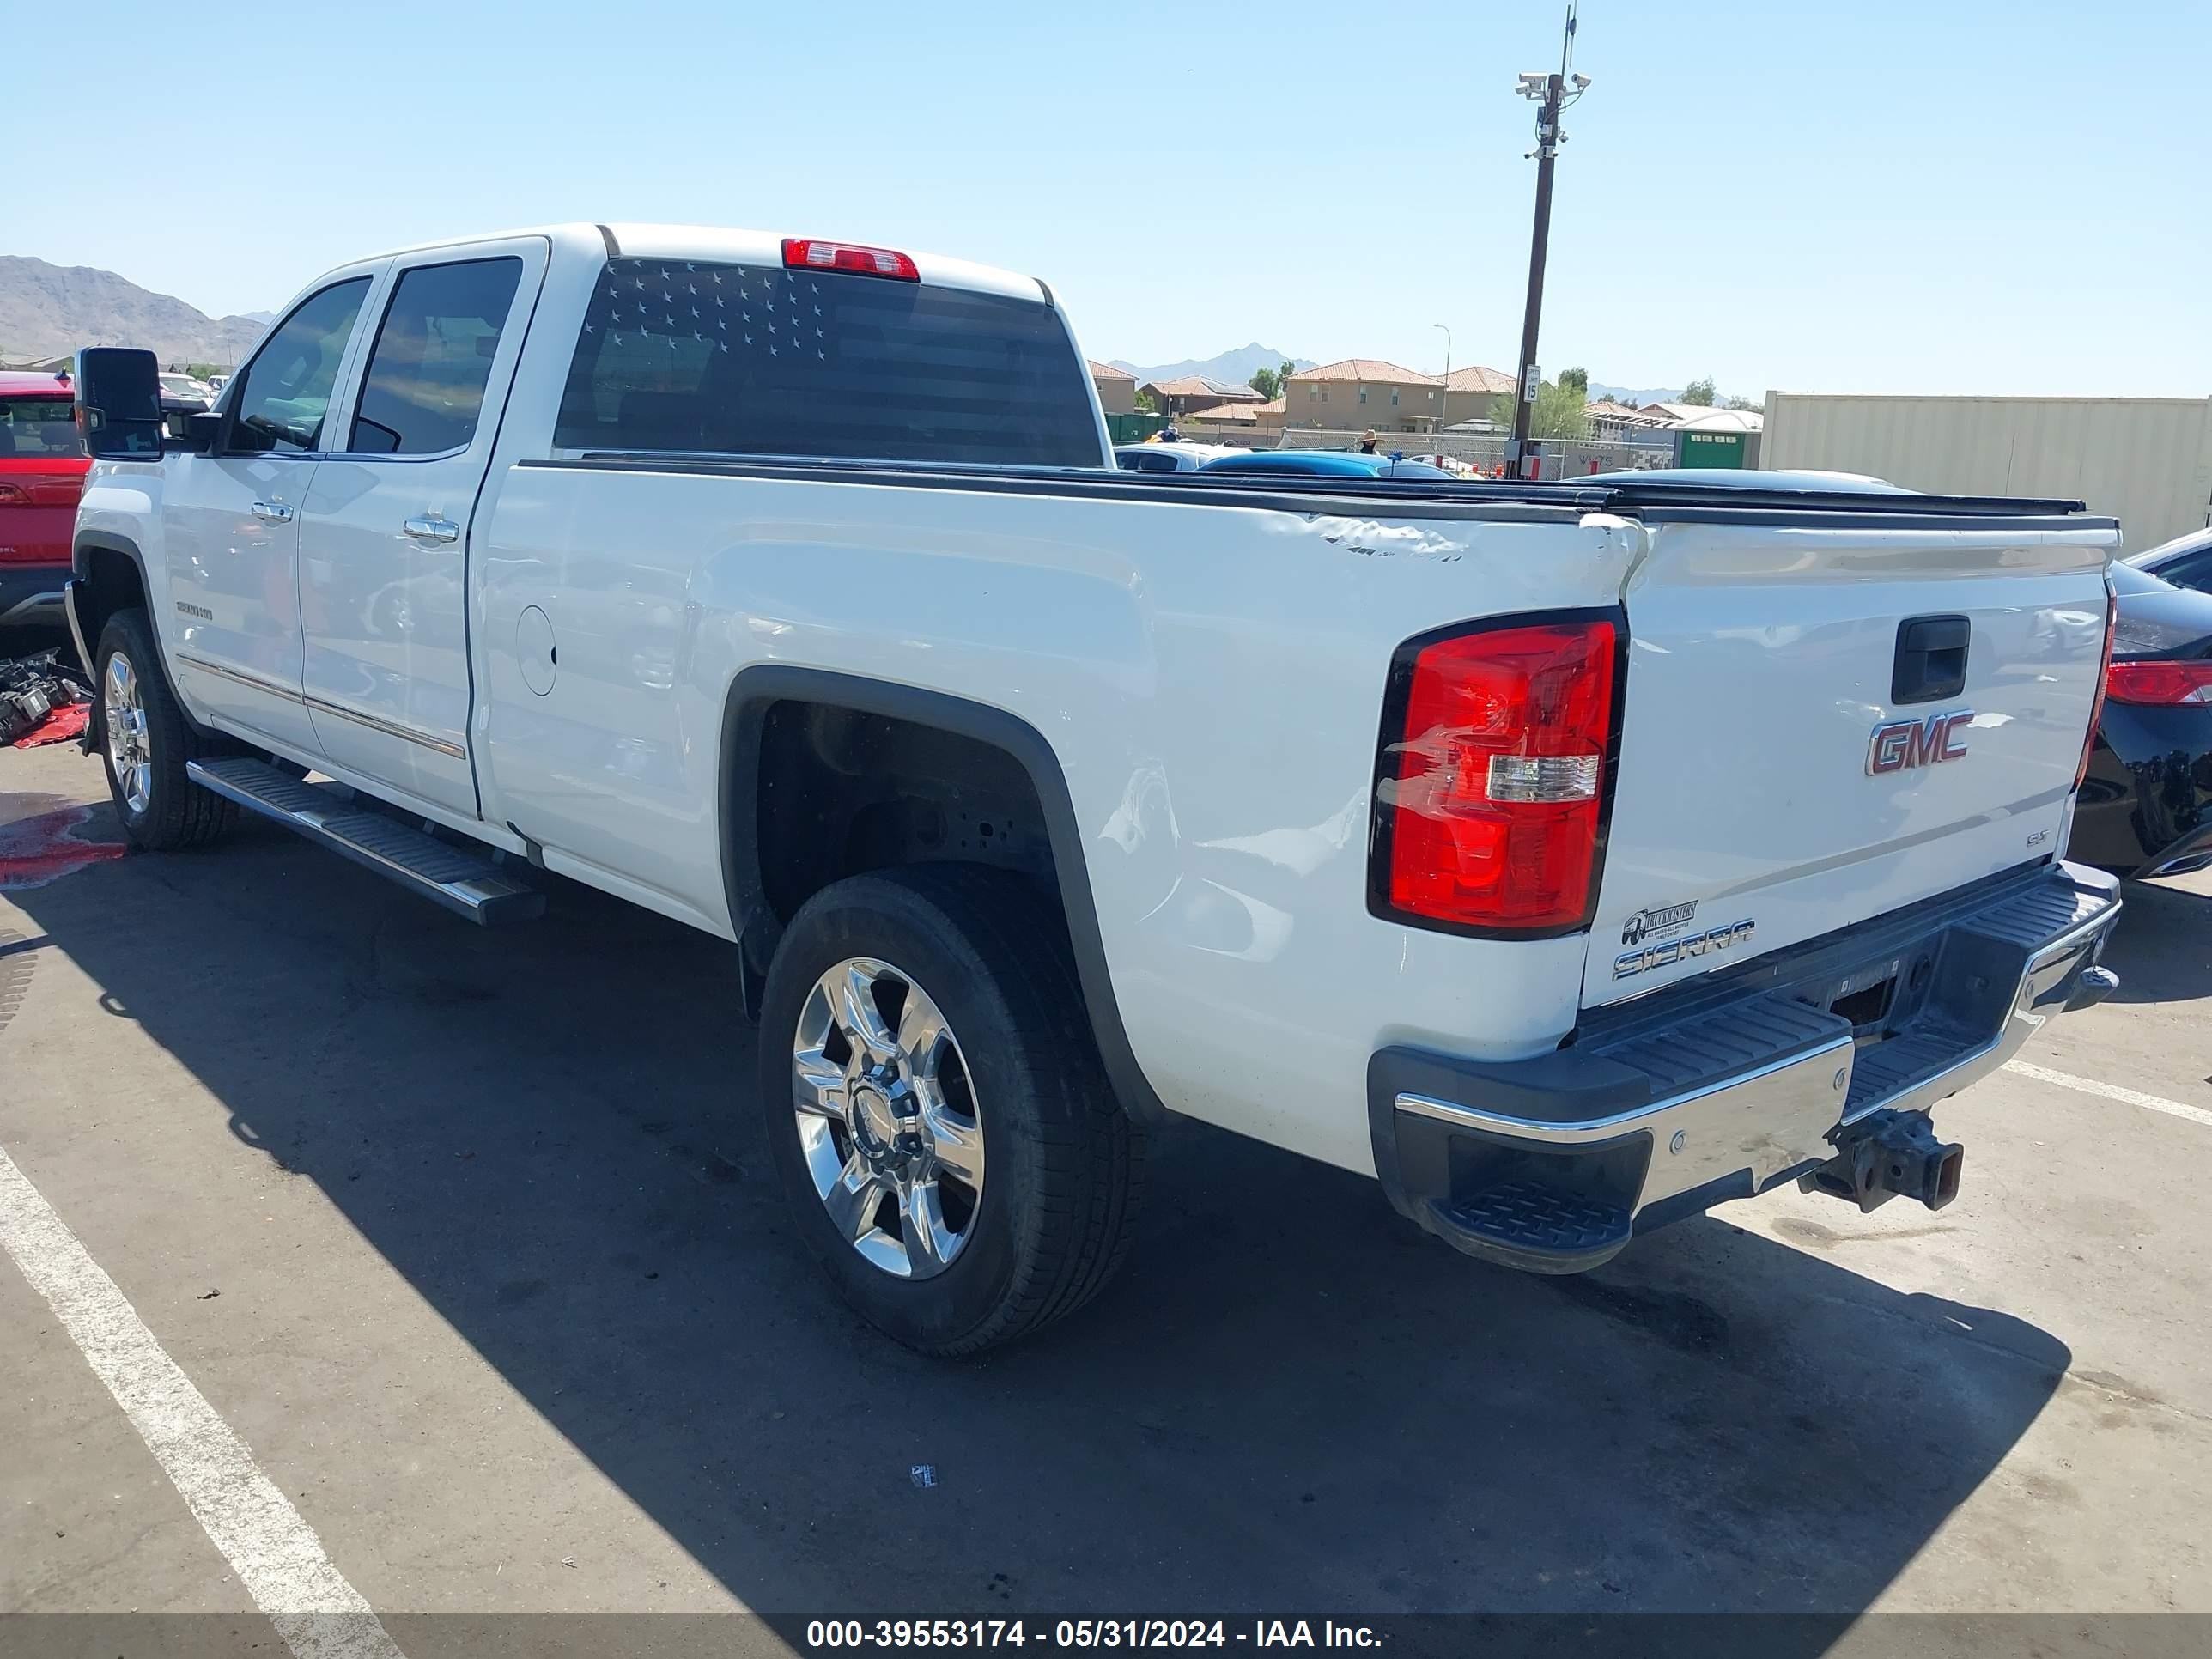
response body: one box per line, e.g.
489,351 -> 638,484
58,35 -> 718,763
758,866 -> 1144,1355
94,608 -> 237,851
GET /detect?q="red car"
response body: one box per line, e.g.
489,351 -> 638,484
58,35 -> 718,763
0,370 -> 88,629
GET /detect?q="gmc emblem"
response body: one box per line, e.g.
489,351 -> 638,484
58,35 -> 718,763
1868,709 -> 1972,775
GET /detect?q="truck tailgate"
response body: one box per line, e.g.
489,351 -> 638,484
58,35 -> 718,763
1587,510 -> 2116,1007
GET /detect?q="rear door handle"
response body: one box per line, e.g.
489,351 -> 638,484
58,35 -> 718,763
404,515 -> 459,544
249,501 -> 294,523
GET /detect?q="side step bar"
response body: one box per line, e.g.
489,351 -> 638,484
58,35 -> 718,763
186,757 -> 545,926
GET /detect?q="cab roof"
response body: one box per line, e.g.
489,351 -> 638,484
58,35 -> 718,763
346,222 -> 1049,306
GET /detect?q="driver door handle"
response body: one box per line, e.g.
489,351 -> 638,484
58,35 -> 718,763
404,514 -> 459,544
249,501 -> 294,523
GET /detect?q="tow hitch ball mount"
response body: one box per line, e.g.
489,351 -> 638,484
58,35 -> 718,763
1800,1109 -> 1964,1214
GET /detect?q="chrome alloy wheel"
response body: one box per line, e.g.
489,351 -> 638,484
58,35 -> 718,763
791,957 -> 986,1279
102,651 -> 153,817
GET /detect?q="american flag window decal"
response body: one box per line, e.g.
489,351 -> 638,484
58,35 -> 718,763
554,257 -> 1098,467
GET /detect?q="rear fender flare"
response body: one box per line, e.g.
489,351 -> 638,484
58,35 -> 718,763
718,665 -> 1171,1127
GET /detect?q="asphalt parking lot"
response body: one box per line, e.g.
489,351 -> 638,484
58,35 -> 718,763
3,728 -> 2211,1655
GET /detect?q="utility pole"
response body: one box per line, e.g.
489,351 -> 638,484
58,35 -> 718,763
1509,3 -> 1589,479
1431,322 -> 1451,447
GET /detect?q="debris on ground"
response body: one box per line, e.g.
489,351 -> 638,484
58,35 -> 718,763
2,648 -> 91,748
14,701 -> 88,747
909,1464 -> 938,1489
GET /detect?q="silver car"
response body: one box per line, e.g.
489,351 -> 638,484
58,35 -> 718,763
1114,441 -> 1237,474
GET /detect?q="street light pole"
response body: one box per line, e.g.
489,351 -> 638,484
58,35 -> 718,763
1431,322 -> 1451,448
1509,3 -> 1588,480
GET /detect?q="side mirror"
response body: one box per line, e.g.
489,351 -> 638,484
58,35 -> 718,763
72,348 -> 164,459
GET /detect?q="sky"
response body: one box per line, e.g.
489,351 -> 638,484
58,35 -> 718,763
12,0 -> 2209,399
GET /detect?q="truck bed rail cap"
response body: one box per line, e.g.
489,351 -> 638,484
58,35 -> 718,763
1589,468 -> 2093,519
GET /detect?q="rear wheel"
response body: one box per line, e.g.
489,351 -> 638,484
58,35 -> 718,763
758,866 -> 1143,1355
94,608 -> 236,851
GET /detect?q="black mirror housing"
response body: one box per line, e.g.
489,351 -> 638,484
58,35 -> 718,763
73,348 -> 165,459
161,408 -> 223,454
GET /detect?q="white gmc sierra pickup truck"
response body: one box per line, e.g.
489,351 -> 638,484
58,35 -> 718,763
67,223 -> 2124,1353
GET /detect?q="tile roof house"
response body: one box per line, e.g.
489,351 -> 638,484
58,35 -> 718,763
1443,364 -> 1519,428
1141,375 -> 1267,417
1444,364 -> 1517,396
1285,359 -> 1443,434
1284,359 -> 1521,434
1586,397 -> 1660,437
1087,359 -> 1137,416
1184,396 -> 1287,437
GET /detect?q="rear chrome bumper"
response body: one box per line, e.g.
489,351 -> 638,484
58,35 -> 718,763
1368,860 -> 2122,1273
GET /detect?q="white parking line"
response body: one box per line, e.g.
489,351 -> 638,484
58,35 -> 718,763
0,1145 -> 406,1659
2003,1060 -> 2212,1130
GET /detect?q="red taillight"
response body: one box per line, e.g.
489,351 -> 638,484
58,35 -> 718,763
781,237 -> 919,281
0,482 -> 25,505
2076,581 -> 2118,790
2106,659 -> 2212,705
1374,617 -> 1619,932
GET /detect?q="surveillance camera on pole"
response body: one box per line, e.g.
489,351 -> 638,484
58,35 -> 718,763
1508,3 -> 1588,481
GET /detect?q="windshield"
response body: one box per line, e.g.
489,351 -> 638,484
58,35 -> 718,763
0,397 -> 85,459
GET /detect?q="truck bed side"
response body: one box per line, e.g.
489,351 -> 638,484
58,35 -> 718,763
468,442 -> 1641,1174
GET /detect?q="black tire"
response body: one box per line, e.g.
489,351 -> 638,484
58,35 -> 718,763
93,607 -> 237,852
758,866 -> 1145,1355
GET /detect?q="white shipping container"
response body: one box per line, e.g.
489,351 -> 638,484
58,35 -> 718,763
1761,393 -> 2212,553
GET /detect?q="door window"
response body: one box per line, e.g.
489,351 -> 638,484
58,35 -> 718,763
228,278 -> 372,454
347,258 -> 525,456
0,397 -> 83,457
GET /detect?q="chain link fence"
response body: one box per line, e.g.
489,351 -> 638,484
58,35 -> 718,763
1182,424 -> 1680,477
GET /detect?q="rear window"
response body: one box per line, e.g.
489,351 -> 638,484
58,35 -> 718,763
554,257 -> 1100,467
0,398 -> 85,459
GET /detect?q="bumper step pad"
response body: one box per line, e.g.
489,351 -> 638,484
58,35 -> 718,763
186,757 -> 544,926
1433,1182 -> 1632,1276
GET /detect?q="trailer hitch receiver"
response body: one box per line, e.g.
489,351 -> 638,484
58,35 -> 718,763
1799,1109 -> 1963,1214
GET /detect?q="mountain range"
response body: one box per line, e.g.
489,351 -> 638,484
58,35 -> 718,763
0,257 -> 270,368
1107,343 -> 1316,387
0,258 -> 1738,408
1587,381 -> 1689,407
